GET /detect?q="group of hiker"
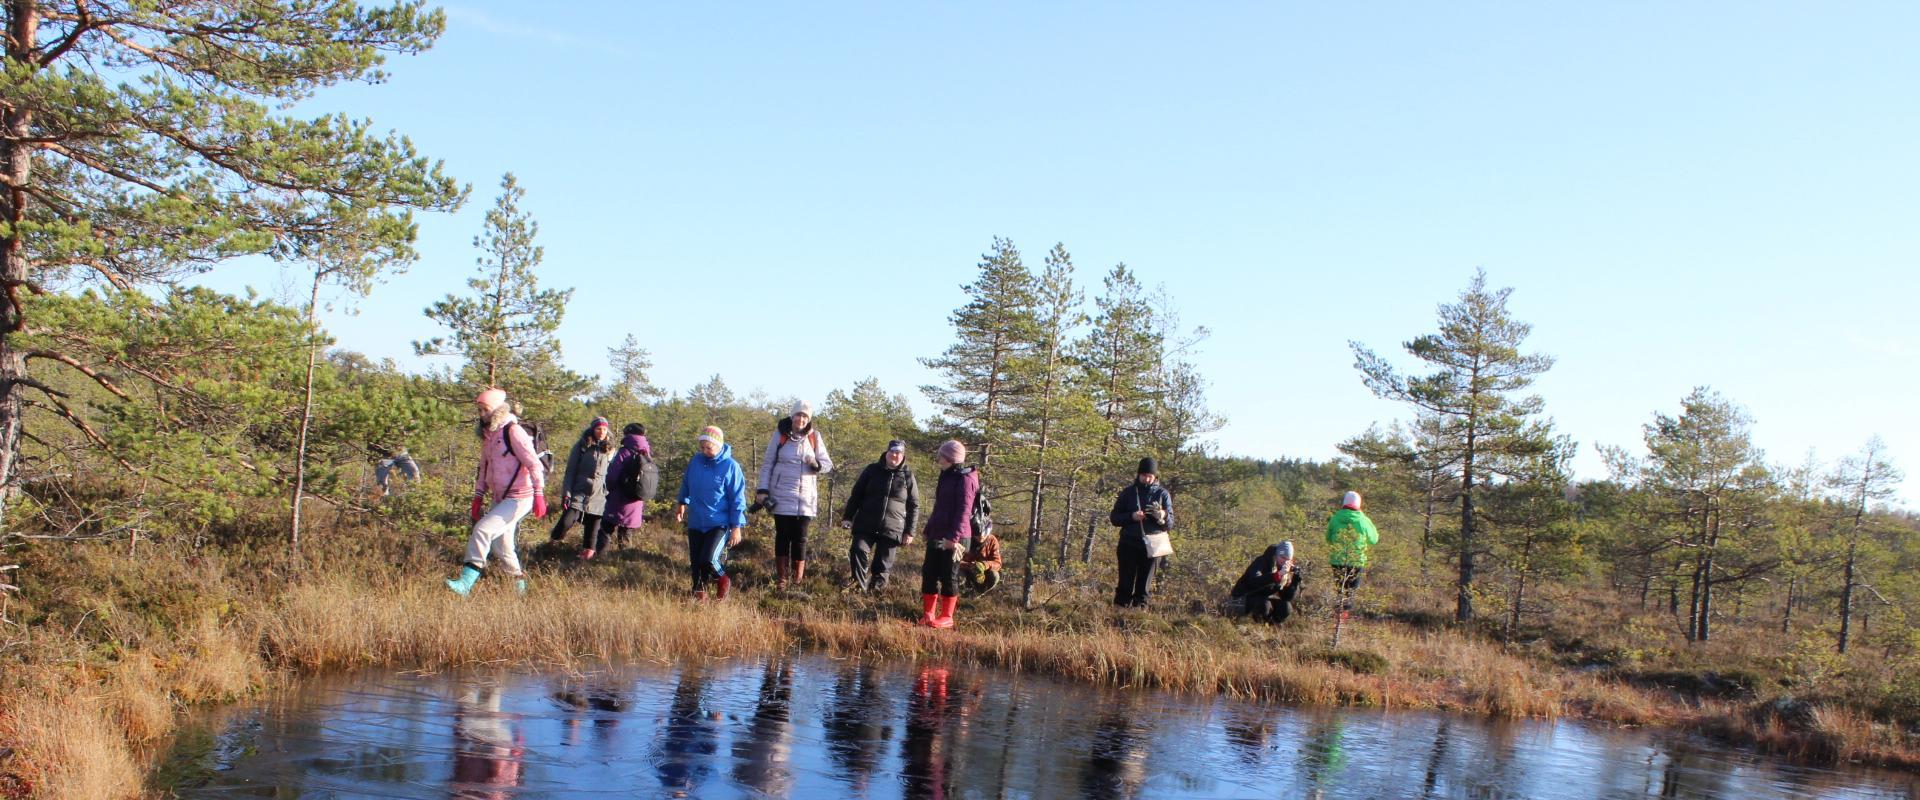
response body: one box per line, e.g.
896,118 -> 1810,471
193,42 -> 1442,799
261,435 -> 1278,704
444,387 -> 1381,628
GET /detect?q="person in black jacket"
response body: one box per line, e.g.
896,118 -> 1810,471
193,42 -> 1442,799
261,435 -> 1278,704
1109,457 -> 1174,608
1230,541 -> 1301,624
839,440 -> 921,593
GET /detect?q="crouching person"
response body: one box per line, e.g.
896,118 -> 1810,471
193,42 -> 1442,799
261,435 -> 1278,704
448,387 -> 548,596
961,530 -> 1002,594
1229,541 -> 1301,624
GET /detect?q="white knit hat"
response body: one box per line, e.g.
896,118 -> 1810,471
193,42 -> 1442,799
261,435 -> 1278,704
792,400 -> 813,416
1342,491 -> 1362,510
1277,541 -> 1294,560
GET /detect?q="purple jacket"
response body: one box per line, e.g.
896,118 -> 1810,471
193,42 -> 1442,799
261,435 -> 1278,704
920,465 -> 979,544
602,433 -> 652,528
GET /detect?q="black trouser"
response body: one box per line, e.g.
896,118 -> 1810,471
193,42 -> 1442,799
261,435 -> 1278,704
921,542 -> 961,597
686,527 -> 730,592
1114,538 -> 1161,607
1333,565 -> 1364,611
1241,576 -> 1302,624
773,514 -> 811,560
549,506 -> 601,544
848,529 -> 901,591
591,514 -> 636,553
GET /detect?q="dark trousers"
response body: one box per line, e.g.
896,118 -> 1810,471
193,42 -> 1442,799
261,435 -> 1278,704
549,506 -> 601,544
921,542 -> 961,597
686,527 -> 730,592
849,530 -> 901,591
1332,565 -> 1365,611
774,514 -> 812,560
1114,538 -> 1161,607
592,514 -> 637,552
1241,575 -> 1302,624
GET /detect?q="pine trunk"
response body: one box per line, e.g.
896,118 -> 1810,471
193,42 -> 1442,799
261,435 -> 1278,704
289,271 -> 324,551
0,1 -> 39,528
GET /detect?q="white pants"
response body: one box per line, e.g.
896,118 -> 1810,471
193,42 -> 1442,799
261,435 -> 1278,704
465,497 -> 532,576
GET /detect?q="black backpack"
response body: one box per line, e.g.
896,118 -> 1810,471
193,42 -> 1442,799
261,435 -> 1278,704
622,447 -> 660,501
969,482 -> 993,541
502,420 -> 555,475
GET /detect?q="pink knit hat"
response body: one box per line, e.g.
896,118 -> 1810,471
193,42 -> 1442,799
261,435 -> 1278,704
474,387 -> 507,411
937,439 -> 967,463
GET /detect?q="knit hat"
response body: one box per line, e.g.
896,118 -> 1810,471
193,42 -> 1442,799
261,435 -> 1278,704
1342,491 -> 1362,510
792,400 -> 813,416
622,422 -> 645,436
474,387 -> 507,411
591,416 -> 610,429
1277,540 -> 1294,560
697,425 -> 725,446
1137,457 -> 1158,476
886,439 -> 907,454
938,439 -> 967,463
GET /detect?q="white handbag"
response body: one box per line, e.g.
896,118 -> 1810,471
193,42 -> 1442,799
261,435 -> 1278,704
1144,531 -> 1173,558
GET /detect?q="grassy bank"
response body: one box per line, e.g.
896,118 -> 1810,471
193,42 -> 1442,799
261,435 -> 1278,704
2,523 -> 1918,797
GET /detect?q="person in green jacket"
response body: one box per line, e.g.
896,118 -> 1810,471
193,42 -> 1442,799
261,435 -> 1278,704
1325,490 -> 1379,620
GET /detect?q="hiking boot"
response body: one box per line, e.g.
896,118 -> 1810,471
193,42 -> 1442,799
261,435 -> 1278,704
446,565 -> 482,596
515,578 -> 527,596
716,575 -> 732,601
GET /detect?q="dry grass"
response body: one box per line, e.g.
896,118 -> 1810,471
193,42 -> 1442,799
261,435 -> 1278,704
0,670 -> 143,800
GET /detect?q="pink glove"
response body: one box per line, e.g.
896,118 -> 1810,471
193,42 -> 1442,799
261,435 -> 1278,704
532,494 -> 549,520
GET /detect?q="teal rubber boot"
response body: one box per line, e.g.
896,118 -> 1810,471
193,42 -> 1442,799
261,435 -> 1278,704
446,565 -> 482,596
515,578 -> 528,596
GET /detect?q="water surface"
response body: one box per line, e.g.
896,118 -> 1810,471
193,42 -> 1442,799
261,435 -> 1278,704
156,654 -> 1920,799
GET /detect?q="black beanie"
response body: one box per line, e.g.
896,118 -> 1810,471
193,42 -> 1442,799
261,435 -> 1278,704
1137,457 -> 1157,476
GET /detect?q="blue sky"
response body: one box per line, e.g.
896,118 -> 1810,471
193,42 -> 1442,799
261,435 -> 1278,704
203,2 -> 1916,504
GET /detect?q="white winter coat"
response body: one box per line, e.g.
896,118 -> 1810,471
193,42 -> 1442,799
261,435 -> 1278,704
757,425 -> 833,517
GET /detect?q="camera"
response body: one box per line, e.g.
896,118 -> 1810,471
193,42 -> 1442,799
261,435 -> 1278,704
748,495 -> 777,514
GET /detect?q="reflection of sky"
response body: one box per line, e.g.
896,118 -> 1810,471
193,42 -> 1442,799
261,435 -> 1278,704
163,656 -> 1920,799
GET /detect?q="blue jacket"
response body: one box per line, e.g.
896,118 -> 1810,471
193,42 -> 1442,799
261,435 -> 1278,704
677,443 -> 748,532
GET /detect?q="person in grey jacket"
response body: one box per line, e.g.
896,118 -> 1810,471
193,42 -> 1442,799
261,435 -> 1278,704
838,439 -> 920,593
757,400 -> 833,588
550,417 -> 616,551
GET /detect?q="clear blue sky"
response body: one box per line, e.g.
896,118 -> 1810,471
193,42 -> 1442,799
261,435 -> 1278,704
204,2 -> 1917,504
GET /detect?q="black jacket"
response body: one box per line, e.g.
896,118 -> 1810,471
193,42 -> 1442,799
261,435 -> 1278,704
1231,545 -> 1298,598
1109,481 -> 1174,545
842,460 -> 920,542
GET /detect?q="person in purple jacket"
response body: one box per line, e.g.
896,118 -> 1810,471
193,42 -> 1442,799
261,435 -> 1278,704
917,440 -> 978,629
591,422 -> 652,559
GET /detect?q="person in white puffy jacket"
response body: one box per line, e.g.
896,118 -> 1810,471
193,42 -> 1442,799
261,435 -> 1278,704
757,400 -> 833,588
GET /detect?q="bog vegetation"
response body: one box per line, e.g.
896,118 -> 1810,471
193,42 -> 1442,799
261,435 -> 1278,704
0,0 -> 1914,797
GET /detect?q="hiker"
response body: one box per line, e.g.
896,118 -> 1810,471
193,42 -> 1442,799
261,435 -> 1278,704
550,417 -> 616,552
918,440 -> 978,628
373,446 -> 419,497
839,439 -> 920,593
1230,541 -> 1302,624
757,400 -> 833,588
1109,457 -> 1174,608
446,387 -> 547,596
1326,490 -> 1380,620
961,529 -> 1002,594
591,422 -> 653,558
675,425 -> 748,600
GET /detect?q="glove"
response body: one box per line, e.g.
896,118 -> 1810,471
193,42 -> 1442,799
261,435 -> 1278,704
469,496 -> 485,523
562,496 -> 573,511
532,494 -> 549,520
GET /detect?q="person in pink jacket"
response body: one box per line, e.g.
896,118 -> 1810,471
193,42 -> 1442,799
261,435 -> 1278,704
447,387 -> 548,595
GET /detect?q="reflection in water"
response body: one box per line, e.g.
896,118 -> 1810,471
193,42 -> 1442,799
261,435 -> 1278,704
1081,706 -> 1151,799
652,666 -> 720,792
450,685 -> 523,800
823,663 -> 892,795
160,655 -> 1920,800
734,657 -> 797,795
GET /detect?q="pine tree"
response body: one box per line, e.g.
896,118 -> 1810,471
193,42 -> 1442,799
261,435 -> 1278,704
1832,436 -> 1903,653
415,173 -> 572,394
920,237 -> 1039,473
0,0 -> 462,527
1072,263 -> 1161,562
606,334 -> 663,403
1008,244 -> 1086,607
1351,269 -> 1556,622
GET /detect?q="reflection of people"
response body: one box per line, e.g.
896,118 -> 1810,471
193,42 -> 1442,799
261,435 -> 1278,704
732,659 -> 796,795
822,664 -> 890,792
1302,718 -> 1350,798
841,440 -> 920,593
1325,491 -> 1379,620
902,665 -> 955,800
1224,712 -> 1274,765
654,668 -> 721,791
1110,458 -> 1173,608
1081,708 -> 1150,799
451,684 -> 524,800
757,401 -> 833,588
1230,541 -> 1302,624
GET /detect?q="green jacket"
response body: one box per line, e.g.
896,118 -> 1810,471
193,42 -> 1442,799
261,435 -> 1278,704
1325,508 -> 1379,568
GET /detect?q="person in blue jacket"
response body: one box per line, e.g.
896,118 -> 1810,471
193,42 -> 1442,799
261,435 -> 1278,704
674,425 -> 749,600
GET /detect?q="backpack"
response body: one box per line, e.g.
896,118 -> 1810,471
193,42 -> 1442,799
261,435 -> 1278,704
622,448 -> 661,501
502,420 -> 555,474
969,481 -> 993,541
